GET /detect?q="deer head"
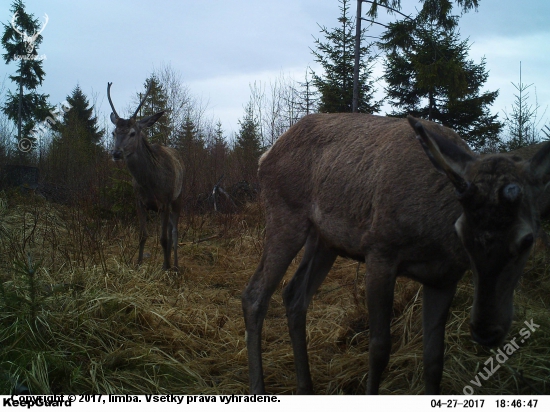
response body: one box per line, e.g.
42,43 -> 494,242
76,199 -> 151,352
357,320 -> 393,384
108,82 -> 164,161
11,12 -> 48,55
408,115 -> 550,346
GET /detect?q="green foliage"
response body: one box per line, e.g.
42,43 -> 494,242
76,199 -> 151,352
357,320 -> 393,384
174,114 -> 206,196
500,64 -> 547,151
366,0 -> 479,28
0,254 -> 61,394
136,75 -> 171,145
44,85 -> 106,201
381,7 -> 501,150
311,0 -> 381,113
58,85 -> 103,146
1,0 -> 51,154
103,166 -> 136,220
208,121 -> 229,184
234,102 -> 262,182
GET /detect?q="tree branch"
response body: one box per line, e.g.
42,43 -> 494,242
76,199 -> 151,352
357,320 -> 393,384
362,0 -> 413,21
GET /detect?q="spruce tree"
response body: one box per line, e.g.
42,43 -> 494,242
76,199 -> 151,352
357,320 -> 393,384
136,75 -> 171,145
208,121 -> 228,184
174,113 -> 205,195
235,102 -> 262,182
60,85 -> 103,146
381,7 -> 501,150
500,63 -> 544,151
45,85 -> 104,194
1,0 -> 50,156
311,0 -> 380,113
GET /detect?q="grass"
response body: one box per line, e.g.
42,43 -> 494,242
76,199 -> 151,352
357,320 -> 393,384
0,190 -> 549,394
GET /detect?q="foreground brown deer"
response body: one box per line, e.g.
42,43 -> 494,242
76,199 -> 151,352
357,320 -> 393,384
108,82 -> 184,271
242,113 -> 550,394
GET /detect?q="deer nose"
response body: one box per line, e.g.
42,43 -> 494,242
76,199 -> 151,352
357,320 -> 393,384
470,323 -> 505,347
112,149 -> 123,160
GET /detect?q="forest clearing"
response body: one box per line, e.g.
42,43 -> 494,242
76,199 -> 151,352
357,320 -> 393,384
0,190 -> 548,395
2,0 -> 550,397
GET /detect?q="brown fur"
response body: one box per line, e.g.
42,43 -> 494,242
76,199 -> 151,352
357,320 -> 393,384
505,142 -> 550,218
108,84 -> 184,271
242,113 -> 550,394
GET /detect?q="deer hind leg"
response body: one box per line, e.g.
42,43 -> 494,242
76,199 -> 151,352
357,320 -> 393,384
282,230 -> 337,394
365,253 -> 397,394
242,213 -> 310,394
422,283 -> 457,394
160,207 -> 172,270
169,202 -> 181,271
136,199 -> 148,265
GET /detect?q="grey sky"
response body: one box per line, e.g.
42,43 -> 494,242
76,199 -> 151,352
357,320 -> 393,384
2,0 -> 550,136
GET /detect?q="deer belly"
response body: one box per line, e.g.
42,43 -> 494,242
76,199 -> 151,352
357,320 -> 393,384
311,203 -> 366,258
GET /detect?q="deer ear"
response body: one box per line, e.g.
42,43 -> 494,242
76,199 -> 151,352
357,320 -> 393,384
407,115 -> 475,194
528,141 -> 550,185
138,111 -> 164,128
110,112 -> 119,125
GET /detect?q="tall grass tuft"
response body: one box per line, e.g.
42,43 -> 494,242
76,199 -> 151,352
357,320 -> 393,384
0,191 -> 549,394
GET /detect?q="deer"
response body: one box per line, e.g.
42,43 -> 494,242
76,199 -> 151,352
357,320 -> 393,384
242,113 -> 550,395
108,82 -> 185,271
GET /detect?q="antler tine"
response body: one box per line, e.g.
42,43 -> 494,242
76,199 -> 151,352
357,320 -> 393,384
107,82 -> 119,119
132,81 -> 153,119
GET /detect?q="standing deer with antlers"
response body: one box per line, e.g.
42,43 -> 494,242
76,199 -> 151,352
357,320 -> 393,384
242,113 -> 550,394
108,82 -> 184,271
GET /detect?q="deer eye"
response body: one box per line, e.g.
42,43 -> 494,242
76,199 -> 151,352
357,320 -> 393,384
518,233 -> 534,252
129,131 -> 136,137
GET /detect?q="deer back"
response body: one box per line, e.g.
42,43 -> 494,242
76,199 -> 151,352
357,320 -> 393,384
259,113 -> 470,270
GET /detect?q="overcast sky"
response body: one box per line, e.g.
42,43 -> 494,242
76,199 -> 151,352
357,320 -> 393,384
1,0 -> 550,137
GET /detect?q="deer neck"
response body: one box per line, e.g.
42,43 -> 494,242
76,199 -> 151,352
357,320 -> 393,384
125,134 -> 159,187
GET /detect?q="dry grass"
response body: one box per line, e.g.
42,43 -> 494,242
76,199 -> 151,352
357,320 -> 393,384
0,191 -> 549,394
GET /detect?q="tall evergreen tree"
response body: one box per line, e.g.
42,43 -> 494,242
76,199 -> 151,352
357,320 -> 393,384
381,6 -> 501,150
235,102 -> 262,181
45,85 -> 104,192
174,113 -> 205,195
1,0 -> 50,155
59,85 -> 103,145
311,0 -> 381,113
136,75 -> 171,145
500,63 -> 544,151
209,120 -> 228,183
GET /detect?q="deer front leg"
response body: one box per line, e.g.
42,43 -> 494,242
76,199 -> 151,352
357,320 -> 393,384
160,207 -> 171,270
422,283 -> 457,394
136,199 -> 148,265
365,254 -> 397,395
169,207 -> 180,271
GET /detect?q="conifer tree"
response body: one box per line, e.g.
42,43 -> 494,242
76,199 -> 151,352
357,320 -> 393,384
1,0 -> 50,156
45,85 -> 104,193
500,63 -> 544,151
59,85 -> 103,146
174,113 -> 205,195
235,102 -> 262,182
379,1 -> 501,149
311,0 -> 380,113
136,75 -> 171,145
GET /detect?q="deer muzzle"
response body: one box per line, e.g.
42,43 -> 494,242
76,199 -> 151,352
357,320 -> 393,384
469,323 -> 507,347
112,149 -> 124,161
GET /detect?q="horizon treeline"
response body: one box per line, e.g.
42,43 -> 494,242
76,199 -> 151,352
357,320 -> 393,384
1,0 -> 549,214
